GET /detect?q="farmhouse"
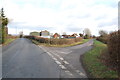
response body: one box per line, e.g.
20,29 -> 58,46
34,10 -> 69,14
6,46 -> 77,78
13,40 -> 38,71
40,30 -> 50,38
53,33 -> 60,39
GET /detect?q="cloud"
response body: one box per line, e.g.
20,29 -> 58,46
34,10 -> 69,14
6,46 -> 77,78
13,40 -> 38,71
98,18 -> 118,27
3,0 -> 119,35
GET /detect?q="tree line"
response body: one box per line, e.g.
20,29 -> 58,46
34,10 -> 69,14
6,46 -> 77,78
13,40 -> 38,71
0,8 -> 9,44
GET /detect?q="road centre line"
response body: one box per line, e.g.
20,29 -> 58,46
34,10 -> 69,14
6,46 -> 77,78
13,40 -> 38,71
50,52 -> 70,65
79,72 -> 85,76
55,61 -> 61,65
59,65 -> 67,70
38,46 -> 67,70
53,57 -> 57,61
59,57 -> 64,60
75,70 -> 85,76
76,70 -> 80,73
65,71 -> 73,76
38,45 -> 85,77
63,61 -> 69,65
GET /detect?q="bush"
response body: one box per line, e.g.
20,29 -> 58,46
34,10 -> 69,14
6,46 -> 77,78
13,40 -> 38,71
24,36 -> 82,45
107,30 -> 120,77
83,40 -> 118,78
84,34 -> 90,39
19,35 -> 23,38
96,36 -> 108,44
74,38 -> 82,42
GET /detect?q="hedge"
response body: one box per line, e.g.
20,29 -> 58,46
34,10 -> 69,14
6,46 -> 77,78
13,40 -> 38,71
96,36 -> 108,44
107,30 -> 120,77
24,36 -> 82,45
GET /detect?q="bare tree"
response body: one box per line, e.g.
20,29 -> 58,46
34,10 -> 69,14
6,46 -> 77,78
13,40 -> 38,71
19,31 -> 23,38
84,28 -> 91,37
99,30 -> 108,37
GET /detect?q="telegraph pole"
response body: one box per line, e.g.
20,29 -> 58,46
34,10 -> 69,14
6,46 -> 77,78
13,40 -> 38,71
16,26 -> 17,35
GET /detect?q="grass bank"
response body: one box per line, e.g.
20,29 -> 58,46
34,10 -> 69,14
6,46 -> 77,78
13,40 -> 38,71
3,38 -> 16,46
82,40 -> 118,78
31,39 -> 89,47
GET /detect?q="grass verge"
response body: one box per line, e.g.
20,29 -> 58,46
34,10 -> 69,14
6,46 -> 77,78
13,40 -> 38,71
82,40 -> 118,78
31,39 -> 89,47
3,38 -> 16,46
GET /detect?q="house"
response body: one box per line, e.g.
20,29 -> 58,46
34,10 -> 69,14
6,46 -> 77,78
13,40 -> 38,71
62,35 -> 69,38
30,31 -> 39,36
62,33 -> 78,38
40,30 -> 50,38
53,33 -> 60,39
71,33 -> 78,37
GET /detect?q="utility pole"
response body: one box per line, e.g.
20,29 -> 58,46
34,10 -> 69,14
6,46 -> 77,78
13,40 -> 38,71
83,30 -> 84,38
22,27 -> 23,36
16,26 -> 17,35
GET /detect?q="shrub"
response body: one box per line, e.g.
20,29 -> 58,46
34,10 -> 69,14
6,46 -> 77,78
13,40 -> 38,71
24,36 -> 82,45
96,36 -> 108,44
74,37 -> 82,42
107,30 -> 120,77
84,34 -> 90,39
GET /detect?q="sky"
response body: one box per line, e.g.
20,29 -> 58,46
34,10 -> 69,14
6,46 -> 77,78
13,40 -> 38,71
0,0 -> 119,36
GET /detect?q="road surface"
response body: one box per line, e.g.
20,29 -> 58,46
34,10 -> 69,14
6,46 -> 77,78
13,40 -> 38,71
2,38 -> 93,78
2,38 -> 59,78
41,39 -> 93,78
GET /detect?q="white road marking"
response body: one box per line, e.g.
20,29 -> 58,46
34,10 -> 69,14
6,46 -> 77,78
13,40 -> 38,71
69,73 -> 73,76
47,52 -> 51,55
55,61 -> 61,65
54,53 -> 61,58
63,61 -> 69,65
76,70 -> 80,73
60,52 -> 66,53
65,71 -> 73,76
48,53 -> 54,58
65,70 -> 70,72
75,70 -> 85,76
79,72 -> 85,76
51,52 -> 69,65
60,57 -> 64,60
53,58 -> 57,61
38,45 -> 86,77
59,65 -> 66,69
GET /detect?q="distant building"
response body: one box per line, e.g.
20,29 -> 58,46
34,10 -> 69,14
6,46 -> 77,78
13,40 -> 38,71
62,33 -> 78,38
62,35 -> 69,38
72,33 -> 78,37
30,31 -> 39,36
53,33 -> 60,39
40,30 -> 50,38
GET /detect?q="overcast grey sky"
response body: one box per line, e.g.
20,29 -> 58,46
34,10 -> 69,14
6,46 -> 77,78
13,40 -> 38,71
1,0 -> 119,35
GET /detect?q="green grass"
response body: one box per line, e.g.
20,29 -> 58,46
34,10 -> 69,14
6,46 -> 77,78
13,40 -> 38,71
31,39 -> 89,47
83,40 -> 118,78
3,38 -> 16,46
31,39 -> 40,45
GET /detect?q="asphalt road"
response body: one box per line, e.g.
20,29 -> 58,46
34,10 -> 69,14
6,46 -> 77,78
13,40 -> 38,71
2,38 -> 93,78
41,39 -> 93,78
2,38 -> 59,78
